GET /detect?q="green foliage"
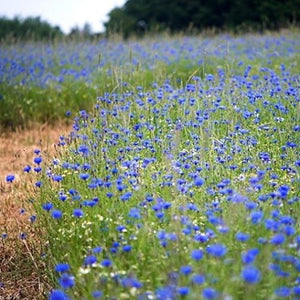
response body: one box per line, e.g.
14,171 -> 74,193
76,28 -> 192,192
0,16 -> 63,41
105,0 -> 300,37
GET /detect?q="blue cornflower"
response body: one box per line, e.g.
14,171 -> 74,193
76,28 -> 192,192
34,156 -> 42,165
202,287 -> 218,299
23,165 -> 31,172
34,167 -> 42,173
51,210 -> 62,219
49,289 -> 69,300
191,249 -> 204,261
59,273 -> 75,289
84,255 -> 97,266
93,246 -> 102,253
191,274 -> 205,285
231,193 -> 248,203
42,202 -> 53,211
79,173 -> 89,180
55,263 -> 70,273
277,185 -> 290,198
78,144 -> 89,156
242,248 -> 259,264
241,265 -> 261,284
128,207 -> 140,219
73,208 -> 84,218
250,210 -> 264,224
177,286 -> 189,296
35,181 -> 42,187
19,232 -> 27,240
121,277 -> 143,288
180,265 -> 192,275
92,290 -> 103,298
206,243 -> 227,257
101,259 -> 112,267
270,233 -> 286,245
53,175 -> 63,182
235,232 -> 250,242
293,286 -> 300,296
120,192 -> 132,201
194,176 -> 205,187
275,286 -> 290,297
6,174 -> 15,183
123,245 -> 132,252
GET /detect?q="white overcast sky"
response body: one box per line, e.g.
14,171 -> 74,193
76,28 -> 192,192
0,0 -> 127,33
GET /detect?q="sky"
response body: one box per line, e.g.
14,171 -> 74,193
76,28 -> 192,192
0,0 -> 127,34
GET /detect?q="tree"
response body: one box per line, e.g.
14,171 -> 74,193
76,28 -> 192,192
0,16 -> 63,41
105,0 -> 300,38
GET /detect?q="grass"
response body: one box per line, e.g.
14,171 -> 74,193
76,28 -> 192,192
1,30 -> 300,299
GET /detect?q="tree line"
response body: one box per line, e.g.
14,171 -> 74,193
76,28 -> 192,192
0,16 -> 63,41
0,16 -> 100,41
105,0 -> 300,38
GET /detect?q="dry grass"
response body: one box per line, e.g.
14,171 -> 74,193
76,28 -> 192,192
0,123 -> 71,299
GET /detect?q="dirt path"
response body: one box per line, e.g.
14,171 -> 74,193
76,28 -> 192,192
0,123 -> 71,299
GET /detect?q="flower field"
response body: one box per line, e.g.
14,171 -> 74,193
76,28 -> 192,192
1,31 -> 300,299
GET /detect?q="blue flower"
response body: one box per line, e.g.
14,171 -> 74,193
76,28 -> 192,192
177,286 -> 189,296
194,176 -> 205,187
277,185 -> 290,198
51,210 -> 62,219
84,255 -> 97,266
121,276 -> 143,288
53,175 -> 63,182
241,248 -> 259,264
250,210 -> 264,224
270,233 -> 285,245
101,259 -> 112,267
59,273 -> 75,289
235,232 -> 250,242
191,249 -> 204,261
92,290 -> 103,298
275,286 -> 290,297
49,289 -> 69,300
123,245 -> 132,252
93,246 -> 102,253
55,263 -> 70,273
202,287 -> 218,299
34,156 -> 42,165
293,286 -> 300,296
73,208 -> 84,218
206,243 -> 227,257
128,207 -> 141,219
191,274 -> 205,285
35,181 -> 42,187
5,174 -> 15,183
79,173 -> 90,180
180,265 -> 192,275
241,265 -> 261,284
43,202 -> 53,211
23,165 -> 31,172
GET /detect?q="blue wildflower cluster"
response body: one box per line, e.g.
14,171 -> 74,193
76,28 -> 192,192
4,33 -> 300,299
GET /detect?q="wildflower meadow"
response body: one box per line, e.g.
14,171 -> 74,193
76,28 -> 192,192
2,31 -> 300,299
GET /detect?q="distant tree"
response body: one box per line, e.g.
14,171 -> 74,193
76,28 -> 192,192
105,0 -> 300,38
0,16 -> 63,41
104,7 -> 136,38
